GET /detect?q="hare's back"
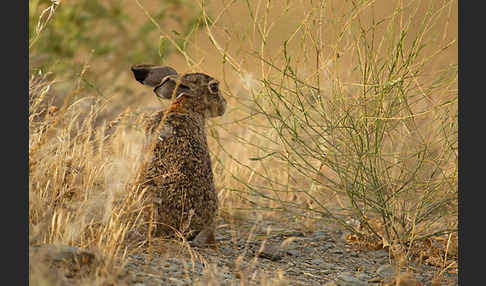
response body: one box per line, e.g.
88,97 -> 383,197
146,111 -> 211,171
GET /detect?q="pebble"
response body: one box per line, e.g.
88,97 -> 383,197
30,244 -> 100,266
313,230 -> 331,240
348,251 -> 359,258
317,243 -> 335,252
355,272 -> 370,281
30,244 -> 103,284
322,263 -> 336,270
215,235 -> 230,242
335,272 -> 368,286
167,277 -> 186,286
258,244 -> 283,261
376,264 -> 394,278
286,249 -> 301,257
283,230 -> 305,237
310,258 -> 325,265
331,248 -> 344,254
308,258 -> 336,270
30,244 -> 103,276
220,246 -> 235,257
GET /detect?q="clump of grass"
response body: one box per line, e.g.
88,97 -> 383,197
28,69 -> 154,284
201,0 -> 457,251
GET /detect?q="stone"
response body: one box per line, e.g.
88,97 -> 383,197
331,248 -> 344,254
258,244 -> 282,261
355,272 -> 371,281
215,235 -> 230,242
29,244 -> 103,284
167,277 -> 186,286
310,258 -> 325,265
335,273 -> 368,286
284,230 -> 305,237
376,264 -> 394,278
313,230 -> 331,240
30,244 -> 100,265
286,249 -> 301,257
348,251 -> 359,258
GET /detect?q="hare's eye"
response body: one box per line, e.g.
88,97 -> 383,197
208,81 -> 219,94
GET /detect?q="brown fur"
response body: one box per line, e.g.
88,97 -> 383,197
131,66 -> 226,244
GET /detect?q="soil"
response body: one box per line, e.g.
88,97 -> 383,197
30,215 -> 458,286
123,215 -> 458,286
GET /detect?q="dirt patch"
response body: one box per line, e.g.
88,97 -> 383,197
122,216 -> 458,286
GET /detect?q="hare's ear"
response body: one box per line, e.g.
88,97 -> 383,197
153,75 -> 191,100
131,65 -> 178,87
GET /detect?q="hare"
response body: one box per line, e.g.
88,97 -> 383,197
131,64 -> 226,246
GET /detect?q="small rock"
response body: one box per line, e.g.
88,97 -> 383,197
376,264 -> 394,278
283,230 -> 305,237
310,258 -> 325,265
331,248 -> 344,254
287,268 -> 303,275
335,273 -> 368,286
368,277 -> 382,283
134,283 -> 146,286
315,245 -> 331,253
348,251 -> 359,258
322,262 -> 336,270
258,244 -> 282,261
286,249 -> 301,257
215,235 -> 230,242
309,259 -> 335,270
220,246 -> 234,256
313,230 -> 331,240
167,277 -> 186,286
313,230 -> 327,236
355,272 -> 370,281
165,257 -> 184,265
30,244 -> 103,284
222,272 -> 233,280
30,244 -> 101,271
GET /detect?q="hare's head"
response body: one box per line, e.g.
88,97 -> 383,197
131,65 -> 226,118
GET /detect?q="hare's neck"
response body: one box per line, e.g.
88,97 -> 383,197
173,111 -> 207,139
189,112 -> 207,138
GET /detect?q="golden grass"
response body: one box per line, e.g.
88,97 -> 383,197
29,0 -> 457,283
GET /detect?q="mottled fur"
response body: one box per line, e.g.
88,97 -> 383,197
131,65 -> 226,245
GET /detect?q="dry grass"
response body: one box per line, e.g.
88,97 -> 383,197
29,0 -> 457,284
